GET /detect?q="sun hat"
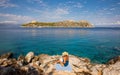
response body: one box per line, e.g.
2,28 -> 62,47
62,52 -> 69,56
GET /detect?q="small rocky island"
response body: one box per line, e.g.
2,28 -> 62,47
0,52 -> 120,75
22,20 -> 93,28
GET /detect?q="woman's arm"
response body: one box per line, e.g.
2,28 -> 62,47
61,56 -> 68,66
56,56 -> 68,66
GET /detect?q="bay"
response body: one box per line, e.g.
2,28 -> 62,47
0,24 -> 120,63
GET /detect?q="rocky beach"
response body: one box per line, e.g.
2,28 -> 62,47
0,52 -> 120,75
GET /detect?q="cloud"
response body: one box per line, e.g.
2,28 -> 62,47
0,0 -> 18,8
59,1 -> 83,9
117,2 -> 120,4
55,8 -> 69,15
27,7 -> 70,21
0,21 -> 17,24
27,0 -> 46,7
73,3 -> 83,8
39,8 -> 70,21
0,13 -> 34,24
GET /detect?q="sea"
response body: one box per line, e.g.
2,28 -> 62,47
0,24 -> 120,63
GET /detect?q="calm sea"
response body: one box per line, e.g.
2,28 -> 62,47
0,24 -> 120,63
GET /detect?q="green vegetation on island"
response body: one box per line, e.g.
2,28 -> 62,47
22,20 -> 93,28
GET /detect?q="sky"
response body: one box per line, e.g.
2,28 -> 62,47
0,0 -> 120,26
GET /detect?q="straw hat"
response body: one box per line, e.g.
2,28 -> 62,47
62,52 -> 69,56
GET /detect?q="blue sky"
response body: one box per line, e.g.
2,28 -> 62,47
0,0 -> 120,26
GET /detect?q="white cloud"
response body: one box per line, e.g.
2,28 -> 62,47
110,8 -> 115,10
117,2 -> 120,4
27,8 -> 70,21
40,8 -> 69,21
0,0 -> 18,8
55,8 -> 69,15
0,13 -> 34,24
0,21 -> 17,24
73,3 -> 83,8
27,0 -> 46,7
59,1 -> 83,9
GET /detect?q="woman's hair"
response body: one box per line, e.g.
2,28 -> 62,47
62,52 -> 69,56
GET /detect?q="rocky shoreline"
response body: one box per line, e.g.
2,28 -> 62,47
0,52 -> 120,75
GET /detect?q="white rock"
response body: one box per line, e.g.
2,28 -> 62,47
25,52 -> 34,63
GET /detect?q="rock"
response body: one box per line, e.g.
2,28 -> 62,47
107,56 -> 120,64
32,63 -> 44,75
21,65 -> 44,75
25,52 -> 34,63
103,62 -> 120,75
1,52 -> 120,75
0,66 -> 26,75
32,56 -> 39,62
113,47 -> 120,51
0,58 -> 7,65
52,71 -> 76,75
17,55 -> 27,66
0,52 -> 13,59
0,59 -> 17,67
90,65 -> 103,75
75,71 -> 92,75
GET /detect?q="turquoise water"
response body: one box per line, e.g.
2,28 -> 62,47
0,25 -> 120,63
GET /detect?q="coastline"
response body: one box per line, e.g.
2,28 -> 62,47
21,25 -> 94,28
0,52 -> 120,75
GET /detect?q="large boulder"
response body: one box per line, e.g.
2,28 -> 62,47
25,52 -> 34,63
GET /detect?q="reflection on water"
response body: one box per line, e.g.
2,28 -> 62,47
25,29 -> 89,37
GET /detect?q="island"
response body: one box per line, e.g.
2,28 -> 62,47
22,20 -> 93,28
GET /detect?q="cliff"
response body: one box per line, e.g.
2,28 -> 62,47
22,20 -> 93,28
0,52 -> 120,75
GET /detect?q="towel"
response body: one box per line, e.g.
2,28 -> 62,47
55,63 -> 72,72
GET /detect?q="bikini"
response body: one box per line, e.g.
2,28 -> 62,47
63,60 -> 69,67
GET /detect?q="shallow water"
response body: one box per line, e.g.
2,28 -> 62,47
0,24 -> 120,63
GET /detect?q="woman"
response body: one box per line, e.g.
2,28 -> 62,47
55,52 -> 72,71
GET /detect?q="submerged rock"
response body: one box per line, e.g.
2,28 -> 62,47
113,47 -> 120,51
